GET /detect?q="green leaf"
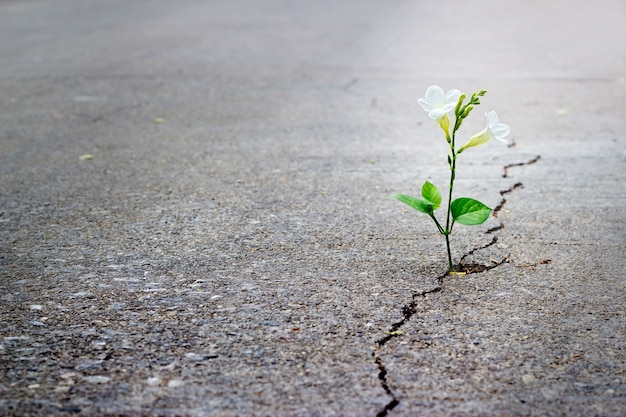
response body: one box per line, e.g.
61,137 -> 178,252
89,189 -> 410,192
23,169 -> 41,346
451,198 -> 492,225
421,181 -> 441,209
390,193 -> 434,215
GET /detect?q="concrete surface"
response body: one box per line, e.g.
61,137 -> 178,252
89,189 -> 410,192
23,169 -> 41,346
1,0 -> 625,416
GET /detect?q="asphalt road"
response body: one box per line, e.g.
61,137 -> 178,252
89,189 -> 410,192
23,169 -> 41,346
1,1 -> 625,416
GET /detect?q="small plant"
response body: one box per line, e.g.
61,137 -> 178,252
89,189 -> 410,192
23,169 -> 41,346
391,85 -> 510,273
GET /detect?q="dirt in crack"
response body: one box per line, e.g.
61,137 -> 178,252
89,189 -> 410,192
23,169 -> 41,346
503,155 -> 540,178
458,236 -> 509,273
372,155 -> 541,416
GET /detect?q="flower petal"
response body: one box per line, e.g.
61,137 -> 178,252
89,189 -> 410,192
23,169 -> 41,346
491,123 -> 510,139
420,85 -> 463,121
441,102 -> 457,113
485,111 -> 499,127
445,89 -> 461,104
418,98 -> 433,112
424,85 -> 445,106
428,108 -> 447,120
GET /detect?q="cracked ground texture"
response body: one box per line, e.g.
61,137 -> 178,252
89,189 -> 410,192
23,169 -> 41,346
1,0 -> 625,416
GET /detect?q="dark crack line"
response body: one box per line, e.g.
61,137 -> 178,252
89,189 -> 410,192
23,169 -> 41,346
373,155 -> 541,416
374,355 -> 399,416
457,236 -> 511,274
503,155 -> 540,178
513,258 -> 552,269
458,236 -> 510,274
492,182 -> 524,218
486,182 -> 523,233
462,155 -> 542,273
373,284 -> 444,417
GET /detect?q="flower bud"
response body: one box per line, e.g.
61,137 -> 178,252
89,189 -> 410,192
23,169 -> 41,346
454,93 -> 466,116
437,113 -> 451,139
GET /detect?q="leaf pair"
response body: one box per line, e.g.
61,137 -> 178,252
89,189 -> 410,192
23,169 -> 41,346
390,182 -> 492,226
390,181 -> 440,215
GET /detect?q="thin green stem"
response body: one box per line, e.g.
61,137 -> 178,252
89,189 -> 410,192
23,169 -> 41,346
444,133 -> 458,272
441,92 -> 480,272
445,233 -> 453,272
430,213 -> 445,235
444,166 -> 455,271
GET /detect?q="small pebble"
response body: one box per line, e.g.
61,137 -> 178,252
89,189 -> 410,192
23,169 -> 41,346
146,377 -> 162,386
160,363 -> 176,371
83,376 -> 111,384
76,360 -> 104,371
185,352 -> 205,361
167,379 -> 184,388
71,292 -> 94,299
90,341 -> 107,350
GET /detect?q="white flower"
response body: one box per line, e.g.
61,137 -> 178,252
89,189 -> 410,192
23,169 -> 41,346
459,111 -> 510,152
418,85 -> 461,120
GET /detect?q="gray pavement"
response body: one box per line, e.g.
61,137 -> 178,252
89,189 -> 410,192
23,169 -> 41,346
1,0 -> 625,416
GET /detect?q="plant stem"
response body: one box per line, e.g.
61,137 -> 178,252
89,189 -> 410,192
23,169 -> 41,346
445,232 -> 453,272
430,214 -> 445,235
445,134 -> 457,272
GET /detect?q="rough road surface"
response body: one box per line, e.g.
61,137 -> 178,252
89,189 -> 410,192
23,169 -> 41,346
1,1 -> 625,416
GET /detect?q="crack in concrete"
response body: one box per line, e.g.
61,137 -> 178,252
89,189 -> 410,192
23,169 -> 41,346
373,283 -> 444,417
503,155 -> 540,178
459,236 -> 510,273
373,155 -> 541,416
491,182 -> 524,221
